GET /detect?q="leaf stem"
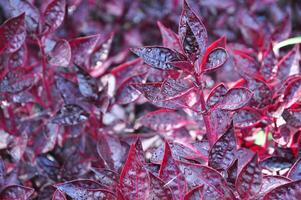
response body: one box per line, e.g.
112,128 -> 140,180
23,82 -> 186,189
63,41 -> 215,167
195,74 -> 216,147
273,36 -> 301,52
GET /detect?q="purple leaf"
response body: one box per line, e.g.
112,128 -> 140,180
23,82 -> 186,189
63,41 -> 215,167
0,13 -> 26,53
233,51 -> 259,77
282,108 -> 301,128
272,15 -> 292,42
177,160 -> 235,199
179,0 -> 207,58
134,78 -> 197,109
55,75 -> 81,103
263,180 -> 301,200
283,77 -> 301,108
119,144 -> 150,200
151,142 -> 207,164
31,123 -> 59,154
233,107 -> 262,128
6,0 -> 40,33
159,142 -> 187,200
253,175 -> 291,199
157,21 -> 183,53
55,179 -> 115,200
183,185 -> 204,200
97,134 -> 127,172
0,67 -> 37,94
131,46 -> 186,70
206,83 -> 228,108
260,157 -> 292,175
69,34 -> 100,69
0,159 -> 5,187
52,104 -> 89,126
209,108 -> 233,137
276,45 -> 300,82
236,154 -> 262,199
89,33 -> 114,72
245,76 -> 273,109
52,190 -> 67,200
43,0 -> 66,34
36,155 -> 60,181
91,168 -> 119,189
0,185 -> 34,200
137,109 -> 192,131
260,47 -> 277,81
288,158 -> 301,181
47,39 -> 71,67
76,67 -> 98,99
216,87 -> 253,111
203,47 -> 228,72
7,44 -> 27,69
116,74 -> 145,105
149,172 -> 173,200
227,159 -> 238,186
208,122 -> 237,171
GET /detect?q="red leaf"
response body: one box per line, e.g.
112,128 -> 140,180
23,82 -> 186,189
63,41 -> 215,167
209,122 -> 237,171
149,172 -> 173,200
69,34 -> 100,69
0,185 -> 34,200
184,185 -> 204,200
47,39 -> 71,67
43,0 -> 66,34
233,107 -> 262,128
119,144 -> 150,200
131,46 -> 186,70
159,142 -> 187,200
288,158 -> 301,181
52,104 -> 89,126
206,83 -> 228,108
137,109 -> 193,131
157,21 -> 183,53
263,180 -> 301,200
52,190 -> 67,200
216,87 -> 253,111
177,160 -> 236,199
179,0 -> 208,58
203,47 -> 228,72
236,154 -> 262,199
0,13 -> 26,53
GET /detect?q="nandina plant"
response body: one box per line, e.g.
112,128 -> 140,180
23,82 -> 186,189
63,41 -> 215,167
0,0 -> 301,199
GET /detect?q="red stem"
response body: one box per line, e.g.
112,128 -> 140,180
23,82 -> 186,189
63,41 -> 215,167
37,38 -> 52,106
195,73 -> 216,147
